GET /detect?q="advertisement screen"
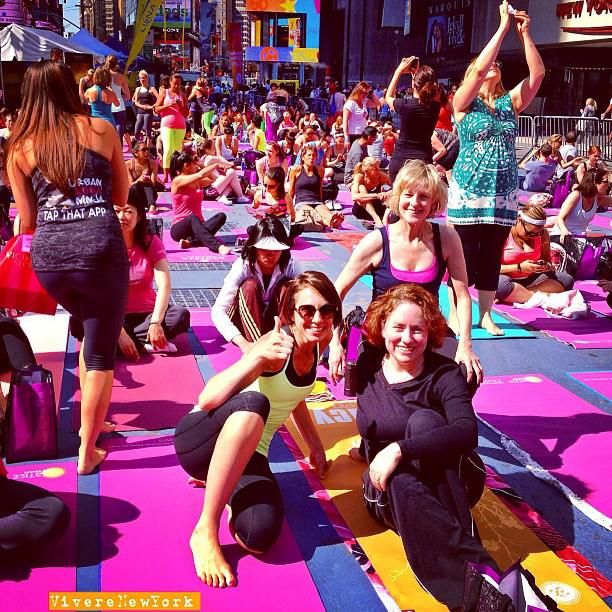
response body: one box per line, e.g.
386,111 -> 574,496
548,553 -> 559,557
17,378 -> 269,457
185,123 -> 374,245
425,0 -> 472,57
153,0 -> 191,29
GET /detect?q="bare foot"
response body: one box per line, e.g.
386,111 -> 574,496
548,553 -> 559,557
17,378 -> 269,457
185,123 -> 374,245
179,239 -> 192,249
190,527 -> 236,587
479,312 -> 504,336
77,446 -> 107,475
78,421 -> 116,437
218,245 -> 232,256
188,477 -> 206,488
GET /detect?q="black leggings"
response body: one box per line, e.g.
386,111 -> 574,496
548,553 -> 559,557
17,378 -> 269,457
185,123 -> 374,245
113,110 -> 127,142
352,200 -> 386,222
363,410 -> 495,609
0,477 -> 68,557
389,155 -> 431,183
0,316 -> 36,374
170,213 -> 226,253
173,392 -> 284,553
452,224 -> 511,292
36,267 -> 129,371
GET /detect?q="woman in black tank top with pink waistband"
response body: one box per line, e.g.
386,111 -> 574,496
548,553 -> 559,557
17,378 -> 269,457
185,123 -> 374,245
330,160 -> 483,387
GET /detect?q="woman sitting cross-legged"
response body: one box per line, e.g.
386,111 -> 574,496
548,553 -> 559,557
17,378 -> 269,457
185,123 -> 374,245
169,151 -> 232,254
211,217 -> 300,354
125,141 -> 163,215
198,139 -> 250,205
355,284 -> 497,611
287,146 -> 344,230
174,271 -> 340,587
497,204 -> 574,304
350,156 -> 392,228
70,182 -> 191,357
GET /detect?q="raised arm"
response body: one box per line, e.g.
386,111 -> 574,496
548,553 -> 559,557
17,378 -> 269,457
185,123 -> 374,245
386,57 -> 418,108
509,12 -> 545,114
452,1 -> 511,115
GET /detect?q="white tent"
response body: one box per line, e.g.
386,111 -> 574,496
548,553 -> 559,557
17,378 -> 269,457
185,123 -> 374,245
0,24 -> 101,63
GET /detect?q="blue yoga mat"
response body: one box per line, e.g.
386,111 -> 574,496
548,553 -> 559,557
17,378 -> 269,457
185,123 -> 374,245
359,275 -> 533,339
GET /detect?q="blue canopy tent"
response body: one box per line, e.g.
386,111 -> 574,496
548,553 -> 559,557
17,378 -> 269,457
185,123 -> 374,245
71,29 -> 127,61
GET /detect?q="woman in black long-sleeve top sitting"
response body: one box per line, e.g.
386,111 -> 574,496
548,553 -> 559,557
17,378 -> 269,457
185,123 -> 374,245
354,284 -> 497,610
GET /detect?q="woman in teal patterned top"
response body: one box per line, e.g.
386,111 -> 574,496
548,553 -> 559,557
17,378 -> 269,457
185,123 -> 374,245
448,0 -> 544,336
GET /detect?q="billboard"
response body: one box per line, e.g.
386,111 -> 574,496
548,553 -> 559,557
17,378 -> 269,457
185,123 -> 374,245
425,0 -> 472,57
153,0 -> 191,29
245,46 -> 319,63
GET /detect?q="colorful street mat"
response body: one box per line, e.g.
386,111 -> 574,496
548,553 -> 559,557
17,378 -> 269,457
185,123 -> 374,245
280,401 -> 608,610
98,435 -> 326,611
492,301 -> 612,349
568,371 -> 612,403
474,374 -> 612,524
71,333 -> 201,432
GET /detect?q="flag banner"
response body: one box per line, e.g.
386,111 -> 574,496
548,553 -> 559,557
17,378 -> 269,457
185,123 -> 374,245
126,0 -> 163,71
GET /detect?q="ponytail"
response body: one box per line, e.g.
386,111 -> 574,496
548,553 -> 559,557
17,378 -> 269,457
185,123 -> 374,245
170,150 -> 195,178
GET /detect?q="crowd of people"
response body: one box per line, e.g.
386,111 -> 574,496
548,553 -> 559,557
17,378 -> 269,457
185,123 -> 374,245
1,3 -> 611,609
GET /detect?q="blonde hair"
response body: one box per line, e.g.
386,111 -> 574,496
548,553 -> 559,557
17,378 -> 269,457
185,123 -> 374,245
389,160 -> 447,218
586,98 -> 596,108
354,156 -> 380,176
462,57 -> 507,101
138,70 -> 149,79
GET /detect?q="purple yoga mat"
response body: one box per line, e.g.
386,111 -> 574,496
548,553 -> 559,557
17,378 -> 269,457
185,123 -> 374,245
474,374 -> 612,517
99,435 -> 324,611
569,371 -> 612,402
592,214 -> 612,230
0,461 -> 77,606
493,301 -> 612,349
72,334 -> 203,432
573,280 -> 612,316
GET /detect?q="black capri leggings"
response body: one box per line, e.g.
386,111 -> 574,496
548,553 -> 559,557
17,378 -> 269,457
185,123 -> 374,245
170,213 -> 226,253
0,477 -> 69,557
452,224 -> 511,292
36,266 -> 129,371
173,391 -> 284,553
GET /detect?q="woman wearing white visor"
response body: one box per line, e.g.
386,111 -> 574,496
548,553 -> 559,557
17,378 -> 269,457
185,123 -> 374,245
212,217 -> 301,353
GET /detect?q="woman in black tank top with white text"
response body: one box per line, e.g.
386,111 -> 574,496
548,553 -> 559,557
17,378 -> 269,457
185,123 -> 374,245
7,61 -> 130,475
287,146 -> 344,230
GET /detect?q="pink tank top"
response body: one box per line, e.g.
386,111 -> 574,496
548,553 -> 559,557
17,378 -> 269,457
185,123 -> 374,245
160,90 -> 186,129
502,232 -> 542,278
172,185 -> 203,224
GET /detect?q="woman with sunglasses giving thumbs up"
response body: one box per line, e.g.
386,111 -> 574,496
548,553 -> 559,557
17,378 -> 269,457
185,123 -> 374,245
174,271 -> 342,589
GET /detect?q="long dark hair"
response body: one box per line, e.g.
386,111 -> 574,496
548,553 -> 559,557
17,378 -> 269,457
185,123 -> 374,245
7,60 -> 88,195
127,183 -> 153,251
265,166 -> 286,199
169,150 -> 195,178
242,217 -> 291,273
413,66 -> 439,108
577,172 -> 598,198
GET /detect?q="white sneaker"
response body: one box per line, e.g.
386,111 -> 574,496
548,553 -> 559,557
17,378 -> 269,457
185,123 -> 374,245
324,200 -> 334,211
236,195 -> 251,204
144,341 -> 178,354
218,195 -> 232,205
333,201 -> 343,211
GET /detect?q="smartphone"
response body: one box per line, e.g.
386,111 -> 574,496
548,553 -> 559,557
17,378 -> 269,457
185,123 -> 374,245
536,260 -> 547,267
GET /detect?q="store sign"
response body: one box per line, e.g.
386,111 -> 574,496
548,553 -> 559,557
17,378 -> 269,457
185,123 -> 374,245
245,46 -> 319,63
553,0 -> 612,37
425,0 -> 473,57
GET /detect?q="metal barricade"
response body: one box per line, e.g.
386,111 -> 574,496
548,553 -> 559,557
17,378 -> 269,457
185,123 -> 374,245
517,115 -> 536,150
534,116 -> 611,160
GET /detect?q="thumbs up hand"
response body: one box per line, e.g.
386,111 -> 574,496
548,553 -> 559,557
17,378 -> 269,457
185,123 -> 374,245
250,316 -> 294,371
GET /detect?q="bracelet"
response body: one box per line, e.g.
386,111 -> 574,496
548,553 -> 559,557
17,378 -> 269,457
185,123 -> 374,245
149,321 -> 162,326
517,262 -> 522,272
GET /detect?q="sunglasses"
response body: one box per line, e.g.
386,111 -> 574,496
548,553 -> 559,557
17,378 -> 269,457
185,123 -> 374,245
295,304 -> 337,320
264,181 -> 279,188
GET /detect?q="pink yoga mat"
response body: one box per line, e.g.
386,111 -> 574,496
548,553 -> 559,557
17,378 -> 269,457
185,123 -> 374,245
570,371 -> 612,402
161,227 -> 238,263
0,461 -> 77,607
99,435 -> 324,611
574,280 -> 612,316
189,309 -> 241,373
493,301 -> 612,349
592,214 -> 612,230
72,334 -> 203,432
474,374 -> 612,517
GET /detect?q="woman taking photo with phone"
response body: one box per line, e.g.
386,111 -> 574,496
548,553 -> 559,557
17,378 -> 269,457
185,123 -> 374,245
447,0 -> 545,335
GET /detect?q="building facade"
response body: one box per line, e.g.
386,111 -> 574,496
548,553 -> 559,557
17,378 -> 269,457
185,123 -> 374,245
0,0 -> 63,34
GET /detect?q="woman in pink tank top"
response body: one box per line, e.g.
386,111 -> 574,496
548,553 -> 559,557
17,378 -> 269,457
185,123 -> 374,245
155,73 -> 188,183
